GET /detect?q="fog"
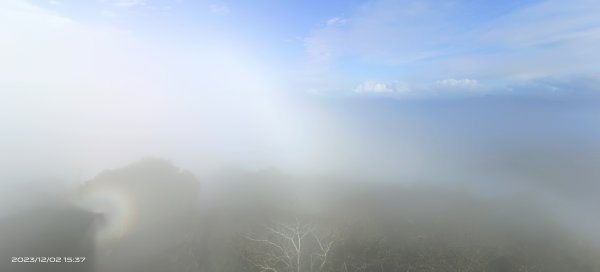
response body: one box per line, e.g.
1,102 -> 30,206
2,0 -> 600,271
2,93 -> 600,271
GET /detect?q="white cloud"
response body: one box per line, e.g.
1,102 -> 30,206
354,80 -> 410,94
349,78 -> 489,98
435,78 -> 480,90
326,17 -> 347,26
48,0 -> 61,5
354,81 -> 392,93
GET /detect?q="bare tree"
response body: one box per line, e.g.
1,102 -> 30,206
241,217 -> 338,272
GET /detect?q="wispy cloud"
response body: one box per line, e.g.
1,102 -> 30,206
305,0 -> 451,67
111,0 -> 145,8
303,0 -> 600,98
326,17 -> 347,26
209,2 -> 229,16
99,9 -> 118,18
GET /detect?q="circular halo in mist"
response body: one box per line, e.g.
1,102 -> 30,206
75,185 -> 137,244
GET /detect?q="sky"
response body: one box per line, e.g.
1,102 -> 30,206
1,0 -> 599,186
6,0 -> 600,95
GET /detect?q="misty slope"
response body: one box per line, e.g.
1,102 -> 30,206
196,171 -> 600,272
136,163 -> 600,272
0,203 -> 97,272
1,159 -> 599,272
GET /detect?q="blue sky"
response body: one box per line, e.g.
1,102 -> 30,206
16,0 -> 600,99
